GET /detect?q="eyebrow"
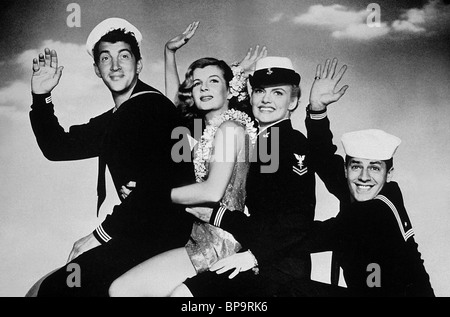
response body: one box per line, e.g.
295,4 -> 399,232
193,75 -> 222,81
99,48 -> 133,55
350,160 -> 382,165
259,87 -> 287,93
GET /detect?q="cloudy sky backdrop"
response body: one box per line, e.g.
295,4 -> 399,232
0,0 -> 449,296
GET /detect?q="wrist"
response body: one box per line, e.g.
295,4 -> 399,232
164,46 -> 177,55
32,92 -> 52,105
307,105 -> 328,120
309,101 -> 326,112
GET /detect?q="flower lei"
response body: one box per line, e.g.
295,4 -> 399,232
194,109 -> 258,183
229,64 -> 249,103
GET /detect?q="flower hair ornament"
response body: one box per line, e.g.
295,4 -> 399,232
229,63 -> 249,103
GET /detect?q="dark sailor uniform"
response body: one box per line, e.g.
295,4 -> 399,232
300,181 -> 435,297
184,109 -> 350,297
29,80 -> 195,296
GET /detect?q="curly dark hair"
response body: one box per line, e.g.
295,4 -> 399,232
92,28 -> 142,64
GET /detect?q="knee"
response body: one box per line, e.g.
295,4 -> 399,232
170,284 -> 193,298
109,277 -> 129,297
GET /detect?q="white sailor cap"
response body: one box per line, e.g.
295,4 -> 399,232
341,129 -> 402,161
249,56 -> 301,87
86,17 -> 143,58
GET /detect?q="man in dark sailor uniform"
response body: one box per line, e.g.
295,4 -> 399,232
27,18 -> 194,297
290,129 -> 435,297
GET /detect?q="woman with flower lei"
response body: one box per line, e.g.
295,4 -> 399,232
110,22 -> 266,297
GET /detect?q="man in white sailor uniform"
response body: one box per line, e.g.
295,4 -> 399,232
293,129 -> 435,297
28,18 -> 194,296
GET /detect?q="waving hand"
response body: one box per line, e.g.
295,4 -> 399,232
309,58 -> 348,112
165,21 -> 200,53
32,48 -> 64,94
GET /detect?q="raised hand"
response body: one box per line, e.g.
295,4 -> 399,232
165,21 -> 200,53
32,48 -> 64,94
309,58 -> 349,112
238,45 -> 268,76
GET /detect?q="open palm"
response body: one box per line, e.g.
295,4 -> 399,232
165,21 -> 199,53
31,48 -> 64,94
310,58 -> 348,111
238,45 -> 268,76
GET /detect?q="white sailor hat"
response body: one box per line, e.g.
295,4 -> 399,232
249,56 -> 301,87
86,17 -> 143,58
341,129 -> 401,161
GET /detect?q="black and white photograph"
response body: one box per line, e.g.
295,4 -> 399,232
0,0 -> 448,299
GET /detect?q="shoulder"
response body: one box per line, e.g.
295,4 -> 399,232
218,120 -> 246,131
353,183 -> 415,241
131,90 -> 173,107
128,90 -> 178,117
215,121 -> 246,146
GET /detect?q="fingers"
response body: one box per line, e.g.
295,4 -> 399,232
67,247 -> 76,263
184,21 -> 199,41
39,53 -> 45,68
45,48 -> 51,67
192,21 -> 200,33
50,49 -> 58,69
251,45 -> 260,60
321,59 -> 330,78
228,268 -> 240,279
328,58 -> 338,79
258,46 -> 268,60
252,45 -> 267,61
120,181 -> 136,199
182,24 -> 193,35
36,48 -> 59,69
120,186 -> 131,199
185,208 -> 196,216
336,85 -> 349,98
315,64 -> 322,79
56,66 -> 64,80
211,262 -> 241,279
318,58 -> 347,82
126,181 -> 137,188
245,47 -> 253,60
32,58 -> 40,72
334,64 -> 348,86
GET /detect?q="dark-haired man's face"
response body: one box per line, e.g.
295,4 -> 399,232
94,41 -> 142,95
345,157 -> 394,202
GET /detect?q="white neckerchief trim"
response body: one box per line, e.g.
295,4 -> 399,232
375,195 -> 415,242
257,118 -> 290,136
113,91 -> 162,113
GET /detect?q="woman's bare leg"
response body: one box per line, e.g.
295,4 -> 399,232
170,283 -> 194,297
109,247 -> 196,297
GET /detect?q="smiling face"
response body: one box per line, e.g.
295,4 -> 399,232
191,65 -> 231,121
345,157 -> 394,202
94,41 -> 142,96
251,85 -> 298,128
